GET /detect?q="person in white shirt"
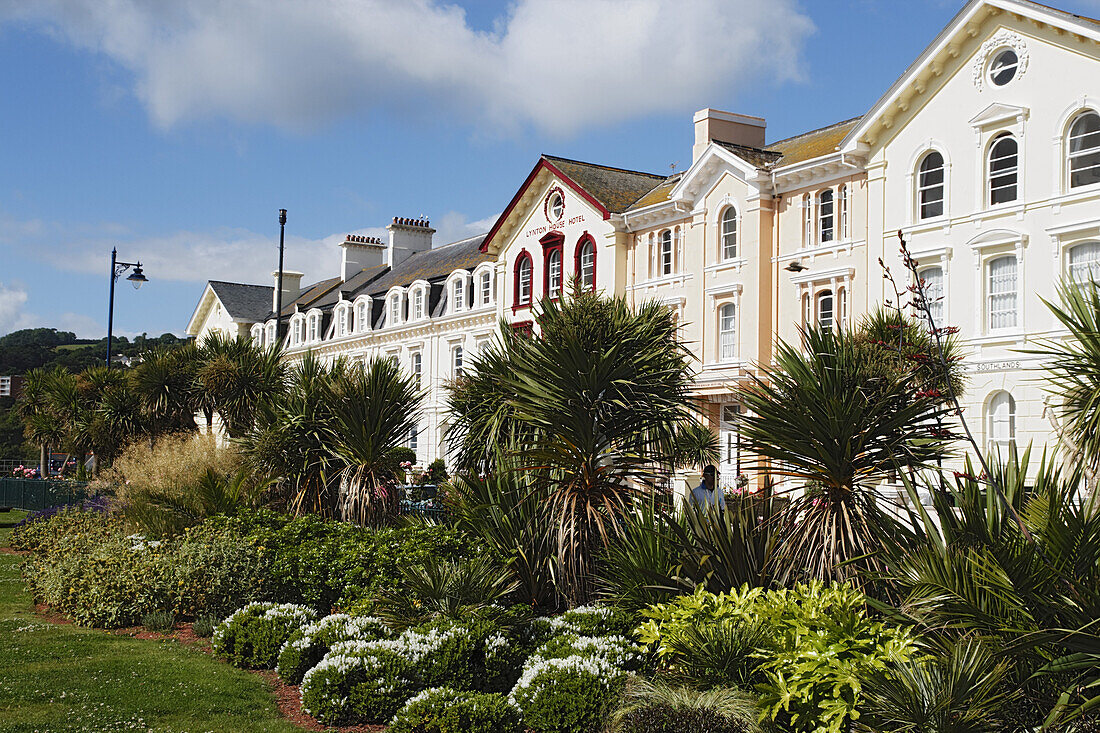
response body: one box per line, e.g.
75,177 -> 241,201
689,465 -> 726,510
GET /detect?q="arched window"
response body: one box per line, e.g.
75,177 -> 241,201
515,253 -> 533,307
674,227 -> 683,273
412,288 -> 424,320
480,271 -> 492,306
576,237 -> 596,291
917,151 -> 945,219
818,189 -> 834,243
817,290 -> 834,330
1069,242 -> 1100,284
336,306 -> 347,336
989,134 -> 1019,205
355,302 -> 368,332
659,230 -> 673,275
920,266 -> 944,325
1069,112 -> 1100,189
838,286 -> 849,330
308,314 -> 318,342
265,323 -> 275,346
452,344 -> 464,377
410,351 -> 422,389
801,292 -> 811,327
718,303 -> 737,361
452,279 -> 465,312
720,206 -> 738,260
988,256 -> 1018,330
988,391 -> 1016,454
547,249 -> 562,299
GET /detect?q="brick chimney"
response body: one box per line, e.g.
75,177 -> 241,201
340,234 -> 386,281
693,108 -> 766,164
386,217 -> 434,268
272,270 -> 304,314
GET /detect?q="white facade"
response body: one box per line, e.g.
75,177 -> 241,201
189,0 -> 1100,476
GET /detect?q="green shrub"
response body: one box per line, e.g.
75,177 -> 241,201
549,604 -> 636,637
191,615 -> 218,638
211,602 -> 317,669
509,655 -> 627,733
276,614 -> 392,684
142,610 -> 175,632
531,633 -> 643,671
300,641 -> 421,724
638,582 -> 915,733
11,505 -> 118,554
389,687 -> 523,733
168,522 -> 271,618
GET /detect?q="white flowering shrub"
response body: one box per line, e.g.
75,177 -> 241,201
211,602 -> 317,669
388,687 -> 523,733
547,604 -> 636,638
276,614 -> 391,684
531,633 -> 644,671
510,654 -> 628,733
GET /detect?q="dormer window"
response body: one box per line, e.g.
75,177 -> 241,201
413,288 -> 424,320
479,270 -> 492,306
452,279 -> 465,313
265,323 -> 275,346
355,301 -> 368,332
337,307 -> 348,336
389,296 -> 401,327
308,314 -> 319,342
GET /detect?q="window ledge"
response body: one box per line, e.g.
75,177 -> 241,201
704,258 -> 748,275
628,272 -> 694,290
701,360 -> 747,371
968,330 -> 1026,346
771,239 -> 863,263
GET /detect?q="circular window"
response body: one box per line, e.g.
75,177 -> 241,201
989,49 -> 1019,86
550,192 -> 564,221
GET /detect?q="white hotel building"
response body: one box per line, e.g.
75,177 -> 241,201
188,0 -> 1100,477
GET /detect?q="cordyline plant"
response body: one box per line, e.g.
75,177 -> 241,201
446,285 -> 711,606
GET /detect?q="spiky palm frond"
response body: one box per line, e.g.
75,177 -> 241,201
195,332 -> 287,438
739,323 -> 947,584
373,555 -> 519,629
856,636 -> 1017,733
608,677 -> 764,733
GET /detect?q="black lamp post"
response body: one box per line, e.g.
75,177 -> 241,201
275,208 -> 287,343
106,247 -> 148,369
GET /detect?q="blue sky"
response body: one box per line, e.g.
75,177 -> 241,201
1,0 -> 1097,339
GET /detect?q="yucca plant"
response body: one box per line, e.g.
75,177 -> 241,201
608,677 -> 764,733
195,332 -> 287,438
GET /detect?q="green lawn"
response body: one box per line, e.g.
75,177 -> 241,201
0,510 -> 305,733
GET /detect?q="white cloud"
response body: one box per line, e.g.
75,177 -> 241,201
1,0 -> 813,136
0,282 -> 32,336
0,209 -> 498,289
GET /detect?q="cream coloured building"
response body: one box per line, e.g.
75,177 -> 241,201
188,0 -> 1100,479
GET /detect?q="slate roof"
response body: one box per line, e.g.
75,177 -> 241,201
276,276 -> 342,319
714,141 -> 784,168
543,155 -> 667,213
365,234 -> 489,297
208,281 -> 275,322
767,117 -> 863,167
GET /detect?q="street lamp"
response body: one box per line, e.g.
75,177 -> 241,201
275,208 -> 287,343
107,247 -> 148,369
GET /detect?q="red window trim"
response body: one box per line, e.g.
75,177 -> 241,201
574,232 -> 597,292
511,320 -> 534,338
540,232 -> 564,301
512,249 -> 533,313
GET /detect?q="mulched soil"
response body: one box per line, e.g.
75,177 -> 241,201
0,547 -> 27,556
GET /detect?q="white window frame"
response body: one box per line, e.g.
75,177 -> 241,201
517,256 -> 532,306
1068,241 -> 1100,285
987,255 -> 1018,331
0,376 -> 10,397
265,323 -> 275,345
479,270 -> 492,307
816,290 -> 835,330
802,193 -> 813,246
452,344 -> 464,378
718,302 -> 737,362
918,265 -> 945,327
547,248 -> 562,299
917,151 -> 946,220
578,240 -> 595,289
410,350 -> 422,389
388,294 -> 401,327
452,278 -> 465,313
1068,111 -> 1100,190
720,206 -> 738,260
989,133 -> 1019,206
412,287 -> 425,321
838,184 -> 850,240
354,299 -> 370,333
987,391 -> 1016,455
659,229 -> 673,276
818,189 -> 834,243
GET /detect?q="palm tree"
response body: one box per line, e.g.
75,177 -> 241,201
1028,281 -> 1100,476
194,332 -> 287,438
447,288 -> 703,604
328,356 -> 420,525
17,367 -> 54,475
132,343 -> 200,439
738,317 -> 955,584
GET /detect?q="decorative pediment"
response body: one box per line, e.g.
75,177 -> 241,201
669,143 -> 767,208
969,102 -> 1029,130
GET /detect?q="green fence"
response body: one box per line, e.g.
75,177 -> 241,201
0,478 -> 94,512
